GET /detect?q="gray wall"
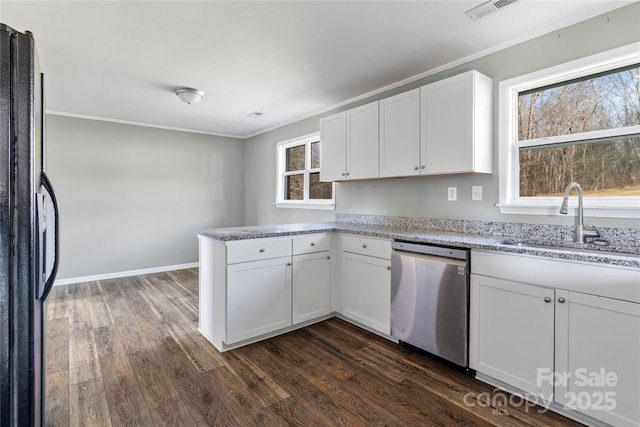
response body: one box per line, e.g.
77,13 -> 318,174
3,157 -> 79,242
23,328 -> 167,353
46,115 -> 244,280
45,4 -> 640,281
243,3 -> 640,229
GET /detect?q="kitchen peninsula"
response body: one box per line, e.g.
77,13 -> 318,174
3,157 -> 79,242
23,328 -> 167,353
196,215 -> 640,427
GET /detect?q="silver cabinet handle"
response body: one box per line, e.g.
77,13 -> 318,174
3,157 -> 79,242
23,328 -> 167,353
544,297 -> 551,303
420,165 -> 425,169
342,172 -> 346,176
362,244 -> 367,248
386,266 -> 391,270
259,248 -> 265,253
310,243 -> 315,246
558,297 -> 566,303
286,262 -> 292,266
327,256 -> 331,260
346,172 -> 350,176
414,166 -> 419,170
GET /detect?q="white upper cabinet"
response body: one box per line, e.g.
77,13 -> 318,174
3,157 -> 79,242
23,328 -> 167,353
320,70 -> 492,181
420,70 -> 492,175
319,112 -> 347,182
379,88 -> 421,178
320,101 -> 379,181
347,102 -> 379,180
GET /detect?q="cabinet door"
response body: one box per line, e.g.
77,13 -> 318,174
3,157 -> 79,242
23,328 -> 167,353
292,252 -> 331,324
469,274 -> 555,399
341,252 -> 391,335
555,290 -> 640,427
347,101 -> 379,180
379,88 -> 421,178
320,112 -> 347,181
226,257 -> 292,344
421,72 -> 472,174
420,70 -> 492,175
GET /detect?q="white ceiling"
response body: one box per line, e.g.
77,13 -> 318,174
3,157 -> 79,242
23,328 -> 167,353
1,1 -> 632,138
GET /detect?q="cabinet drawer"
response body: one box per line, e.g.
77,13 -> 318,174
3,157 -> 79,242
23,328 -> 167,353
293,233 -> 331,255
341,235 -> 391,260
226,238 -> 292,264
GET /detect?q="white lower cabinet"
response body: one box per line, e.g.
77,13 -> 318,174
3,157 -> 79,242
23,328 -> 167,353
292,251 -> 331,324
471,250 -> 640,427
199,234 -> 336,351
226,257 -> 292,344
469,275 -> 555,398
555,290 -> 640,427
341,250 -> 391,335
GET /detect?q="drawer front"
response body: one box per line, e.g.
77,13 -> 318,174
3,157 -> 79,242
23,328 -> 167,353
226,238 -> 292,264
341,234 -> 391,260
293,233 -> 331,255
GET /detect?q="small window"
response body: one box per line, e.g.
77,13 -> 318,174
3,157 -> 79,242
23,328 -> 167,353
276,133 -> 334,209
498,43 -> 640,218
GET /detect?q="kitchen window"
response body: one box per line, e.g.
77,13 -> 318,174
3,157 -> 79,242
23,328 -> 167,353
275,133 -> 335,209
498,42 -> 640,218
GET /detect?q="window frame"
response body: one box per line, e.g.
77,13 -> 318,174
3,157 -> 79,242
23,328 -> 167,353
498,42 -> 640,219
275,132 -> 335,210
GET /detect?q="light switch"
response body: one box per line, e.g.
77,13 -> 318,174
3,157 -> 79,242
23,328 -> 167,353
472,186 -> 483,201
448,187 -> 457,201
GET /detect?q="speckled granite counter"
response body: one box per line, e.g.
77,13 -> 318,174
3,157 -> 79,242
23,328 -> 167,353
196,217 -> 640,269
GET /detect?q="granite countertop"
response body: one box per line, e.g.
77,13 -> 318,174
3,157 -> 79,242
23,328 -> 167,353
196,221 -> 640,269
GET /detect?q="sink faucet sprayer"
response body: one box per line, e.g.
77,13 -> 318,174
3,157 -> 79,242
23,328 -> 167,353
559,182 -> 600,244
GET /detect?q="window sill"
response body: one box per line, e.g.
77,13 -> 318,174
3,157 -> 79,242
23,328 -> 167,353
496,203 -> 640,219
274,202 -> 335,211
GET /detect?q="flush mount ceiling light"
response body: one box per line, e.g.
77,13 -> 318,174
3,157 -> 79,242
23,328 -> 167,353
465,0 -> 519,21
175,87 -> 205,104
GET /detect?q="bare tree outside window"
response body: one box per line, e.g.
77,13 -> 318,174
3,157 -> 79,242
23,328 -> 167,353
286,145 -> 306,172
285,145 -> 305,200
517,65 -> 640,197
278,135 -> 334,206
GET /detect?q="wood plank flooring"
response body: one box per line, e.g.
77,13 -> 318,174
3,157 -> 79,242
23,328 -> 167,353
45,268 -> 580,426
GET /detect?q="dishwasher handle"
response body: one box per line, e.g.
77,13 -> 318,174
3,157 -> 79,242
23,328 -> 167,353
392,241 -> 468,261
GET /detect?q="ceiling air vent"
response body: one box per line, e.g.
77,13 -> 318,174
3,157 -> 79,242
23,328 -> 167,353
465,0 -> 519,21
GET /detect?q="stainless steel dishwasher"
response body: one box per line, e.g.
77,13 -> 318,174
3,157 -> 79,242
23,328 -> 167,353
390,241 -> 470,371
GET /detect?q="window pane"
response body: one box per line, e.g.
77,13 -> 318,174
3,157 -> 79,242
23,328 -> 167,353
519,136 -> 640,197
310,141 -> 321,169
286,145 -> 306,172
285,174 -> 304,200
309,173 -> 332,200
518,65 -> 640,141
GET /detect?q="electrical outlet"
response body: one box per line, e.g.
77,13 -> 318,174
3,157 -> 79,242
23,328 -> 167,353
448,187 -> 457,201
472,186 -> 483,201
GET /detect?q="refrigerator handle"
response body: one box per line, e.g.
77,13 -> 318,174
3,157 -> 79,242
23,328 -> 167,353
41,171 -> 59,301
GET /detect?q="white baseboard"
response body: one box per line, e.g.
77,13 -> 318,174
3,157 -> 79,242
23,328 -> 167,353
53,262 -> 199,286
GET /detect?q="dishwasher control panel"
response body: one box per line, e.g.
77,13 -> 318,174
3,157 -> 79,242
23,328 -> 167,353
392,241 -> 468,260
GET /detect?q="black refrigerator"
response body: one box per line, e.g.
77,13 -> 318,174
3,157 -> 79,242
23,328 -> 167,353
0,24 -> 59,427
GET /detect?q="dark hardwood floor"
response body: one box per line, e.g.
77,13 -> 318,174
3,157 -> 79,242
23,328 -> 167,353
45,268 -> 580,426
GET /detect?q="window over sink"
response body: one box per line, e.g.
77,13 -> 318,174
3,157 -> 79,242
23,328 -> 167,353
275,132 -> 335,210
498,42 -> 640,218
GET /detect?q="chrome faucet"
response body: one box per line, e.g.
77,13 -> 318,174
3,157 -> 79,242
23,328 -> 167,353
559,182 -> 600,243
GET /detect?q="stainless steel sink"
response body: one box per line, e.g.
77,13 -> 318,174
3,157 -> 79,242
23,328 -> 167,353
498,239 -> 639,257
